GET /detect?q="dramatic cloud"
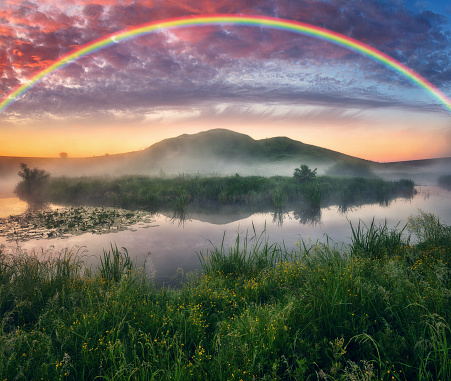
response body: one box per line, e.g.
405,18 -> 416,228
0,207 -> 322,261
0,0 -> 449,160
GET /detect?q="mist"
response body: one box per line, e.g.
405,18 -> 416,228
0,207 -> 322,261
1,129 -> 450,198
375,159 -> 451,186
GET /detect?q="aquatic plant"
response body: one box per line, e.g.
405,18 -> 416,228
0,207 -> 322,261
173,192 -> 190,212
0,206 -> 155,242
302,180 -> 322,208
271,187 -> 286,208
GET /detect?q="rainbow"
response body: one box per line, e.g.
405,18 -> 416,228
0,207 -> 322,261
1,14 -> 451,114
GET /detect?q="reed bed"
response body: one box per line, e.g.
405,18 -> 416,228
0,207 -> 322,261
0,211 -> 449,380
21,174 -> 415,213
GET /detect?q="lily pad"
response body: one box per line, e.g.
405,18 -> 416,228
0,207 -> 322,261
0,206 -> 155,242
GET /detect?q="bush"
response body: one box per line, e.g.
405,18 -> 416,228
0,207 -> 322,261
293,164 -> 317,182
14,163 -> 50,202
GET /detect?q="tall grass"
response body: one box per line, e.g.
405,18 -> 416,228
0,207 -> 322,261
22,174 -> 415,214
197,225 -> 293,278
0,211 -> 449,380
99,244 -> 133,283
349,218 -> 408,259
271,187 -> 286,208
408,209 -> 451,247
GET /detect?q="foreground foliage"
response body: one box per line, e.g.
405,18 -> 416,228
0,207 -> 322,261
0,211 -> 450,380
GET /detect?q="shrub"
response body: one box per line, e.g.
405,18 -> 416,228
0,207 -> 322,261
14,163 -> 50,202
293,164 -> 317,182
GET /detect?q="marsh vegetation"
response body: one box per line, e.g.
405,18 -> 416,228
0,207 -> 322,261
0,206 -> 155,242
6,165 -> 417,243
14,165 -> 415,216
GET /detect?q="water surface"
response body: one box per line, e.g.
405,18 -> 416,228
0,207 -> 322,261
0,186 -> 449,285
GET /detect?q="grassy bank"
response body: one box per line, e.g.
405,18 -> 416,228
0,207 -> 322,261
1,211 -> 450,380
16,173 -> 415,211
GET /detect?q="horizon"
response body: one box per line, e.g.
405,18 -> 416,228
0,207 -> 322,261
1,128 -> 450,164
1,1 -> 450,162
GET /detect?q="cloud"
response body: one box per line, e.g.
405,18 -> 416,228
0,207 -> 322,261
0,0 -> 450,119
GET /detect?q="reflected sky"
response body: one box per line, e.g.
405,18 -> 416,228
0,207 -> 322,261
0,186 -> 450,285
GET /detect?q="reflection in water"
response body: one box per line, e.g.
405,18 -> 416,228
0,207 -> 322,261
170,203 -> 323,228
337,187 -> 417,215
419,188 -> 431,200
0,188 -> 419,242
272,207 -> 284,226
1,186 -> 449,286
338,201 -> 352,215
25,201 -> 53,215
0,197 -> 32,218
293,204 -> 322,226
168,209 -> 190,227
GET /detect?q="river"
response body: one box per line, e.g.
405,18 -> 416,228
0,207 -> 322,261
0,185 -> 450,285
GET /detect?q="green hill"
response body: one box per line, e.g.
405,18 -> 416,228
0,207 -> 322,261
130,129 -> 372,175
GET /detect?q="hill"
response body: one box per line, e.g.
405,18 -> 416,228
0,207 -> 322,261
0,129 -> 372,180
130,129 -> 372,176
1,128 -> 448,193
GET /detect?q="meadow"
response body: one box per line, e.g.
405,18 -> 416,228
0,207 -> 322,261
0,210 -> 450,380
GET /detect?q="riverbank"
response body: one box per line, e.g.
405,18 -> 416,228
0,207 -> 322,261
0,211 -> 449,380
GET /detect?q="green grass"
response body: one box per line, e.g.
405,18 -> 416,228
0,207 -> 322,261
349,218 -> 408,260
1,211 -> 449,380
16,174 -> 416,214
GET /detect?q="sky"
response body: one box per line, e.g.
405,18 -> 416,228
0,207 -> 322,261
0,0 -> 450,162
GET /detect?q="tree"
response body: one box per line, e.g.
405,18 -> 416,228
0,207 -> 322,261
59,152 -> 68,159
293,164 -> 317,182
15,163 -> 50,201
